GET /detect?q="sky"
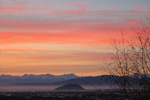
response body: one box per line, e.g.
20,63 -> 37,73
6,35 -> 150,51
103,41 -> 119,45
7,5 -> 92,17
0,0 -> 150,76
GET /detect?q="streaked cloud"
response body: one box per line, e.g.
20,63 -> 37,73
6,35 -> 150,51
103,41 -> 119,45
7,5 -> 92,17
0,0 -> 149,76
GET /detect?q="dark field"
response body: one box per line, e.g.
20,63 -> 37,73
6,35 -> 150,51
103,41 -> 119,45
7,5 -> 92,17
1,90 -> 150,100
0,91 -> 122,100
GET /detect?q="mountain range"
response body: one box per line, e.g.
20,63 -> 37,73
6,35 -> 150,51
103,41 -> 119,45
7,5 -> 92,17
1,74 -> 148,86
0,73 -> 79,85
0,74 -> 119,86
0,74 -> 116,86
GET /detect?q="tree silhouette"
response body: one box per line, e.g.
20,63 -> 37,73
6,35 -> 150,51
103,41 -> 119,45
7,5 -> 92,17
107,18 -> 150,100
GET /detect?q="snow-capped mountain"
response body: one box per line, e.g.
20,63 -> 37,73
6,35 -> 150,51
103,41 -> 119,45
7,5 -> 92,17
0,73 -> 79,85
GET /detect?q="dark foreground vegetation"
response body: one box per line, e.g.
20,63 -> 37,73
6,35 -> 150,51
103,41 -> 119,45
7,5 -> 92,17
0,91 -> 120,100
0,90 -> 150,100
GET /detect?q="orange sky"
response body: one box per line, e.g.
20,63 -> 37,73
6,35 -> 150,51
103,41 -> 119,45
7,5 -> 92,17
0,0 -> 150,76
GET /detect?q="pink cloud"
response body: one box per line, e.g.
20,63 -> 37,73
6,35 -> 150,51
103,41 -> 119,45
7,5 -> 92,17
0,0 -> 29,14
126,20 -> 141,26
0,1 -> 88,16
1,17 -> 140,46
2,49 -> 110,62
49,3 -> 88,16
133,4 -> 150,12
69,2 -> 88,14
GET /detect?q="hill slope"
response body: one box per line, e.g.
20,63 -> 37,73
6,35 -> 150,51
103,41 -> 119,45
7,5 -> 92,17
52,75 -> 118,86
55,84 -> 85,90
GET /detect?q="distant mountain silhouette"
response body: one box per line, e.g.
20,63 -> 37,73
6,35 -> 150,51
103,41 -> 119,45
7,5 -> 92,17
0,73 -> 79,85
1,74 -> 145,86
52,75 -> 117,86
55,84 -> 84,91
13,75 -> 118,86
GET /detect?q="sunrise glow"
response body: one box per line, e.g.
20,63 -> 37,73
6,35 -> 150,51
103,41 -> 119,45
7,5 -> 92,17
0,0 -> 150,76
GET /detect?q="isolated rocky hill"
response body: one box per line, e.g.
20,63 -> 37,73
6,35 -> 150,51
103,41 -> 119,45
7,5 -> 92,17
55,84 -> 85,91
